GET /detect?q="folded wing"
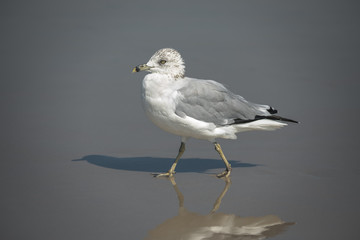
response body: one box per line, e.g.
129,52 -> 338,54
175,79 -> 287,126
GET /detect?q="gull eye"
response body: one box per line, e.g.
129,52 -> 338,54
159,60 -> 167,65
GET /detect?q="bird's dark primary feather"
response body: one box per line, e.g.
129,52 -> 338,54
175,78 -> 298,126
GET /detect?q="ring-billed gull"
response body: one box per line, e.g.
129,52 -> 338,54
132,48 -> 297,178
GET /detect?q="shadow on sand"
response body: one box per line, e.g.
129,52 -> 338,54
73,155 -> 258,174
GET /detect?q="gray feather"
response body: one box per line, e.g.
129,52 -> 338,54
175,79 -> 271,125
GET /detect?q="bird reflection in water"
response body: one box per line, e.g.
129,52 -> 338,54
145,177 -> 294,240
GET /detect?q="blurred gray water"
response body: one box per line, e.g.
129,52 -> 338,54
1,1 -> 359,239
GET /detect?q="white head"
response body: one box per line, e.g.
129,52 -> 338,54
133,48 -> 185,78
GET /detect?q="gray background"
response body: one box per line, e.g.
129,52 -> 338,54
1,0 -> 359,239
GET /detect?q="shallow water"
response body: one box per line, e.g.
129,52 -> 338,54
1,1 -> 359,239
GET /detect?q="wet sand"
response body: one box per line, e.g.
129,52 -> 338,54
2,149 -> 358,239
1,1 -> 359,239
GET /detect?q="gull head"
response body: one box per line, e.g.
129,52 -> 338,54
132,48 -> 185,78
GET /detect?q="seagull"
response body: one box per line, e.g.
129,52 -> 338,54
132,48 -> 297,178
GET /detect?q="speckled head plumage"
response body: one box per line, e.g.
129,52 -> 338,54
133,48 -> 185,78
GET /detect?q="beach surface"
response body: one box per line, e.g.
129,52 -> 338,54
1,1 -> 359,239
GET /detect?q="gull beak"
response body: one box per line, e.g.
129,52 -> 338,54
132,64 -> 152,73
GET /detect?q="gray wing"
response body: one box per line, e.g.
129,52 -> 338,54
175,79 -> 274,125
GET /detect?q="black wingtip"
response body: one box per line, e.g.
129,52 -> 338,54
267,115 -> 299,123
267,107 -> 278,114
267,107 -> 298,123
231,115 -> 299,125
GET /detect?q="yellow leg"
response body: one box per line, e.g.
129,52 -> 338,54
153,142 -> 185,177
214,142 -> 232,178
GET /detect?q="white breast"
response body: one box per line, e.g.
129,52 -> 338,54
142,74 -> 182,132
